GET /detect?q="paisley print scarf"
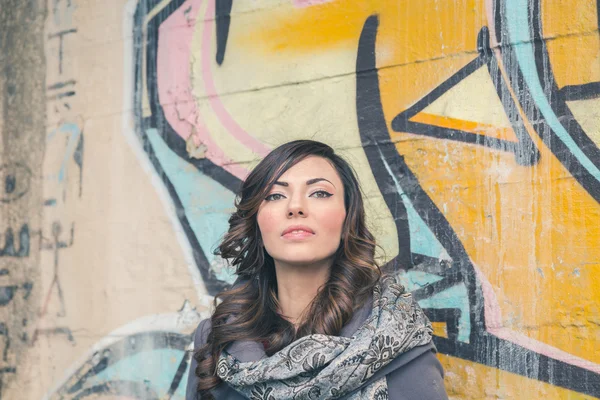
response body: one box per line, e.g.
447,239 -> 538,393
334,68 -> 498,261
216,275 -> 433,399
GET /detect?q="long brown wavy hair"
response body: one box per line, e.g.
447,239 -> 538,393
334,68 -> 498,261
193,140 -> 382,399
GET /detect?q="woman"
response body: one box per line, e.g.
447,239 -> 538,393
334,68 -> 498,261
186,140 -> 448,399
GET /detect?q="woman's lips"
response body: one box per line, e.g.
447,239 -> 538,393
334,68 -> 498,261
282,230 -> 315,240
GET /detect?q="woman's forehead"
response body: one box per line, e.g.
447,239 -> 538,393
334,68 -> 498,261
278,156 -> 339,181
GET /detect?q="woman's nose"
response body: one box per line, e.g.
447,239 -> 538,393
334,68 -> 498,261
287,196 -> 306,217
288,209 -> 305,217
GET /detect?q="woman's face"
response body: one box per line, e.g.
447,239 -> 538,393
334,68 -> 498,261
256,156 -> 346,267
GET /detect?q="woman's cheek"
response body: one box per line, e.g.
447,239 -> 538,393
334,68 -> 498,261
318,205 -> 346,235
257,207 -> 279,237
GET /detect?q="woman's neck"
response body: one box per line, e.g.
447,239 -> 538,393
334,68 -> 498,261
274,259 -> 332,326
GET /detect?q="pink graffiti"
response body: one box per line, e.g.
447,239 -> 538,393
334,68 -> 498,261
157,0 -> 249,179
474,264 -> 600,373
202,0 -> 271,158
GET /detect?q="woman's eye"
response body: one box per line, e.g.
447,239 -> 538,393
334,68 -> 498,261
311,190 -> 332,198
265,193 -> 285,201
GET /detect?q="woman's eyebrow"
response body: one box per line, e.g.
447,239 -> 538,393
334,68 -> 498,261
306,177 -> 335,187
273,178 -> 336,188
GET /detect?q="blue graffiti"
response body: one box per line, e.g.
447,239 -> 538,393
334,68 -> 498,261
46,122 -> 82,183
88,347 -> 188,399
146,128 -> 237,284
505,0 -> 600,182
376,150 -> 448,261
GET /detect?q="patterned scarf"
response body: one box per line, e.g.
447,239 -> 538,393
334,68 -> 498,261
216,276 -> 433,399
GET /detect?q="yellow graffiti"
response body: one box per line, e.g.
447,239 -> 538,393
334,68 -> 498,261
439,354 -> 597,399
195,0 -> 600,397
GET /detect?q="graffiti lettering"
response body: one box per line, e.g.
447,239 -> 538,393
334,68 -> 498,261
0,225 -> 30,258
0,163 -> 31,204
47,29 -> 77,75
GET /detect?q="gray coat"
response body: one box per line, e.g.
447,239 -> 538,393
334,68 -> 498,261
185,296 -> 448,400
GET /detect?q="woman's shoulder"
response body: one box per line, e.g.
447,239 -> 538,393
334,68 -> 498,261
385,343 -> 448,400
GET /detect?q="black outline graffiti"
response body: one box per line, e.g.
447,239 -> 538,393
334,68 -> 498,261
0,163 -> 31,204
48,29 -> 77,75
425,308 -> 462,341
391,27 -> 541,166
357,11 -> 484,345
492,0 -> 600,203
357,16 -> 486,346
215,0 -> 233,65
51,331 -> 190,399
357,14 -> 600,397
560,82 -> 600,101
133,0 -> 241,296
167,350 -> 192,398
39,221 -> 74,318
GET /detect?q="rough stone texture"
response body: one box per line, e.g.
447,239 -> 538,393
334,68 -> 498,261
0,0 -> 45,395
1,0 -> 600,399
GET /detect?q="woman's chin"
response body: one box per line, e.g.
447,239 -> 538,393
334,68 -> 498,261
272,253 -> 336,268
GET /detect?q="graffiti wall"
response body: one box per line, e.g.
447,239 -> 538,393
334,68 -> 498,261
1,0 -> 599,398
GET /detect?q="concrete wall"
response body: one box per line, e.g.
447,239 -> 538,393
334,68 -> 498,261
0,0 -> 599,398
0,0 -> 46,397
